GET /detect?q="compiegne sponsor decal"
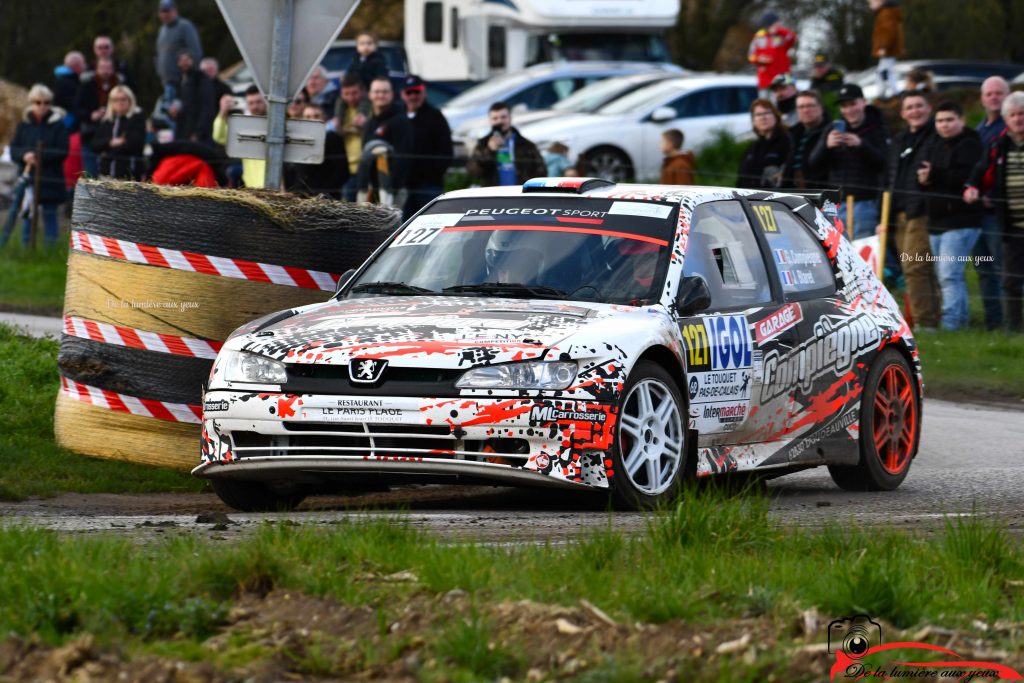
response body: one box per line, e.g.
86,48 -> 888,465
760,313 -> 880,402
529,406 -> 607,423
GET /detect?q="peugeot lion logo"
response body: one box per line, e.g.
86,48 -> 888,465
349,358 -> 388,384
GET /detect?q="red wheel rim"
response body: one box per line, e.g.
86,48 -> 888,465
872,364 -> 917,475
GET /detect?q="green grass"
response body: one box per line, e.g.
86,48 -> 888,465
913,329 -> 1024,402
0,323 -> 205,500
0,240 -> 69,314
0,489 -> 1020,679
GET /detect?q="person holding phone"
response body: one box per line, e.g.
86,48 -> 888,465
808,83 -> 891,239
467,101 -> 546,187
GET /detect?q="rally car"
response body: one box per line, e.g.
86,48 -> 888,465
194,178 -> 922,511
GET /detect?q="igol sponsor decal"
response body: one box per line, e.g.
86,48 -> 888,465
203,400 -> 230,413
529,405 -> 607,423
755,303 -> 803,343
681,314 -> 752,373
760,313 -> 880,402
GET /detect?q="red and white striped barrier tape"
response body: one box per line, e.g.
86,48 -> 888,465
61,376 -> 203,424
63,315 -> 223,359
70,230 -> 339,291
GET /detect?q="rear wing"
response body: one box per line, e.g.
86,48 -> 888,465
778,189 -> 841,223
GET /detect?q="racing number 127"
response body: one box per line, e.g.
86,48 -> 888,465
681,323 -> 709,370
752,205 -> 779,233
393,225 -> 444,247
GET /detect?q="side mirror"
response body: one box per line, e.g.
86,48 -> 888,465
673,275 -> 711,316
650,106 -> 676,123
335,268 -> 357,295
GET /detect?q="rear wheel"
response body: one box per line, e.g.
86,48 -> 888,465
828,349 -> 919,491
212,479 -> 306,512
610,361 -> 687,510
584,146 -> 633,182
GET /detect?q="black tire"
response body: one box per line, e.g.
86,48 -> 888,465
212,479 -> 306,512
609,361 -> 688,510
828,349 -> 919,491
584,146 -> 634,182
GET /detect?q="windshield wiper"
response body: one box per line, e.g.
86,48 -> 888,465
442,282 -> 567,299
349,281 -> 437,295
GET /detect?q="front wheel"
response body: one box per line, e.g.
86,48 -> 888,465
212,479 -> 306,512
828,349 -> 919,491
610,361 -> 687,510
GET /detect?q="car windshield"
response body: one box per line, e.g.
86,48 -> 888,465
348,197 -> 678,306
551,76 -> 655,113
445,72 -> 535,108
598,79 -> 687,115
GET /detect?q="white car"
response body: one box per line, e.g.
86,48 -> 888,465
441,61 -> 683,133
520,75 -> 758,182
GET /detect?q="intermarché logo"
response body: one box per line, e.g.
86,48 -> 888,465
827,613 -> 1022,681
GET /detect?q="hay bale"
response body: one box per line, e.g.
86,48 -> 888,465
57,180 -> 401,470
0,79 -> 28,149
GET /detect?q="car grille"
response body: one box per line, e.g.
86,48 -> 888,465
281,364 -> 463,397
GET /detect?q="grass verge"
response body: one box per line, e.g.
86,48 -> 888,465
0,323 -> 205,500
0,240 -> 68,315
913,329 -> 1024,403
0,489 -> 1021,681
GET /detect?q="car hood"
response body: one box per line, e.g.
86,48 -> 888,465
233,296 -> 651,368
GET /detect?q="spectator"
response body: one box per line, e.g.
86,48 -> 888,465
92,85 -> 146,180
74,56 -> 121,177
918,101 -> 983,331
544,142 -> 577,178
333,73 -> 372,200
659,129 -> 695,185
467,101 -> 546,187
287,104 -> 348,199
401,75 -> 453,216
288,89 -> 309,119
200,57 -> 232,104
784,90 -> 830,189
53,51 -> 85,128
770,73 -> 798,127
809,83 -> 890,239
155,0 -> 202,95
738,99 -> 791,189
346,31 -> 388,89
965,91 -> 1024,332
9,85 -> 69,247
902,68 -> 935,96
974,76 -> 1010,329
93,35 -> 135,92
305,66 -> 339,114
359,77 -> 414,206
884,90 -> 939,330
869,0 -> 904,99
747,11 -> 796,97
809,53 -> 844,94
171,51 -> 215,144
212,85 -> 267,188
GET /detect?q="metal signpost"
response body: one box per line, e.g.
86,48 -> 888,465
215,0 -> 361,189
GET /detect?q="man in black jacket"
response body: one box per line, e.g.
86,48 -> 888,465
468,101 -> 546,187
74,56 -> 121,177
400,75 -> 452,217
784,90 -> 830,189
171,50 -> 215,144
884,90 -> 939,330
359,76 -> 414,209
808,84 -> 890,239
918,101 -> 983,331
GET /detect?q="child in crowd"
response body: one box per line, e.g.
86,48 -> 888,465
659,129 -> 696,185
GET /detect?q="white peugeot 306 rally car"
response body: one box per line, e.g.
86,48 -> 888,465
195,178 -> 922,511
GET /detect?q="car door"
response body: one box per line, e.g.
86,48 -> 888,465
677,200 -> 782,445
745,200 -> 863,466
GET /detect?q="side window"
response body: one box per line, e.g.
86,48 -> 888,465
668,88 -> 732,119
731,87 -> 758,114
451,7 -> 459,48
683,201 -> 772,309
749,202 -> 836,299
508,79 -> 571,109
424,2 -> 443,43
488,26 -> 506,69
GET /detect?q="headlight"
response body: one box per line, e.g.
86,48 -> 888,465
456,361 -> 577,390
216,350 -> 287,384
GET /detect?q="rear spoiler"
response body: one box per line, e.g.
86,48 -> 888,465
777,189 -> 841,221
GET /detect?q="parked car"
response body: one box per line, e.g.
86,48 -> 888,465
441,61 -> 683,133
518,75 -> 758,182
849,60 -> 1024,101
195,178 -> 922,512
451,71 -> 685,159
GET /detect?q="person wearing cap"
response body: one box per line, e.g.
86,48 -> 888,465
401,75 -> 453,216
809,53 -> 844,94
770,73 -> 798,127
808,83 -> 890,238
154,0 -> 203,92
869,0 -> 904,99
747,10 -> 796,97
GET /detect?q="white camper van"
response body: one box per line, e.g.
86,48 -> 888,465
405,0 -> 680,81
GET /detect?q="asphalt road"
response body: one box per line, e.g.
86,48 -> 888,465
1,397 -> 1021,542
